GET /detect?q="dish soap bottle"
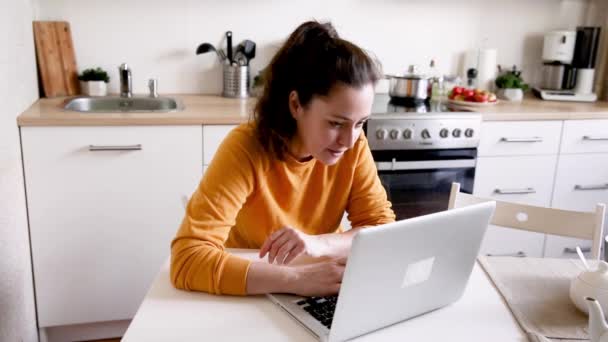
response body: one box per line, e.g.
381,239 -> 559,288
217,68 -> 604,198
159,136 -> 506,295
428,59 -> 444,101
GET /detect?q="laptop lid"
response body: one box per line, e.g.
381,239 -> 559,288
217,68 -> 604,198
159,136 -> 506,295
327,201 -> 495,342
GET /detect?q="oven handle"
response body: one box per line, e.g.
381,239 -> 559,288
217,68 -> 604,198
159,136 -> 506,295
375,159 -> 476,171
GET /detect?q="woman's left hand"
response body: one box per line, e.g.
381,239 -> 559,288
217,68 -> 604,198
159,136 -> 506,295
259,227 -> 326,265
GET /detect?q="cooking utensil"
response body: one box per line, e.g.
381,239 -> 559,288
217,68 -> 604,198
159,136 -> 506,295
33,21 -> 80,97
243,39 -> 256,62
234,51 -> 248,66
386,65 -> 430,101
195,42 -> 216,55
226,31 -> 233,64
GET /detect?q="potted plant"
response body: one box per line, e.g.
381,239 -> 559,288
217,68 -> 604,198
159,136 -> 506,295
78,67 -> 110,96
494,66 -> 528,102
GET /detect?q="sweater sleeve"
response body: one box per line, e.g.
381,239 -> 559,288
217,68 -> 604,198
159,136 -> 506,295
346,135 -> 396,227
170,127 -> 256,295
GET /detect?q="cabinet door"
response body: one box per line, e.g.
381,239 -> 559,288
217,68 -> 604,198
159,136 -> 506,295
560,120 -> 608,154
477,121 -> 562,157
21,126 -> 202,327
473,155 -> 558,257
203,125 -> 237,165
544,153 -> 608,259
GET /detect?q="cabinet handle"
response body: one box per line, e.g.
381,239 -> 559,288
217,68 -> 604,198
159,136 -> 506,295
494,187 -> 536,195
500,137 -> 543,143
88,144 -> 142,151
583,135 -> 608,141
564,247 -> 591,254
486,251 -> 526,257
574,184 -> 608,191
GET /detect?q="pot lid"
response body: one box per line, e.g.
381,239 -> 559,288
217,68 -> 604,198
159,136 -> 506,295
579,261 -> 608,290
387,65 -> 429,80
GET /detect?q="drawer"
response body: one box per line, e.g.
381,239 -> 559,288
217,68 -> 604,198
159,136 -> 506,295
203,125 -> 237,164
478,121 -> 562,157
543,236 -> 594,260
545,153 -> 608,259
479,224 -> 545,258
552,154 -> 608,212
473,155 -> 557,207
560,120 -> 608,154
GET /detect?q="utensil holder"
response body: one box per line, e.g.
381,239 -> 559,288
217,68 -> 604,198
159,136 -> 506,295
223,64 -> 249,98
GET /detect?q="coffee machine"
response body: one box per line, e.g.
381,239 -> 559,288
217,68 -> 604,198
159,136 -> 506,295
534,27 -> 601,102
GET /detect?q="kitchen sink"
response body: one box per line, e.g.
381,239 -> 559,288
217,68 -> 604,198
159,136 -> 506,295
63,96 -> 184,113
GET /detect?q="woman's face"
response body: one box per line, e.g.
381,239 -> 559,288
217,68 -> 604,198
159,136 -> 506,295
289,83 -> 374,165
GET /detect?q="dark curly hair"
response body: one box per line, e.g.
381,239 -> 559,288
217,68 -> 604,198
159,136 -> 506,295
253,21 -> 381,160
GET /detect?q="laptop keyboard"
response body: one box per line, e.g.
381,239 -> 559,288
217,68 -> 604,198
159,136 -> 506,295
296,296 -> 337,329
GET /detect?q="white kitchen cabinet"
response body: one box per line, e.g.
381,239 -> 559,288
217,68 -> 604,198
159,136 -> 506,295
560,120 -> 608,154
477,121 -> 562,157
203,125 -> 238,165
474,155 -> 558,257
544,153 -> 608,259
21,126 -> 202,328
474,121 -> 562,258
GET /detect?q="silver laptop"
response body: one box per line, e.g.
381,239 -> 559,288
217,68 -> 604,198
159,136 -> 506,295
266,201 -> 496,342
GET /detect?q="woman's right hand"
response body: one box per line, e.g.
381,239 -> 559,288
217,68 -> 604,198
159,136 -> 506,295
285,257 -> 347,297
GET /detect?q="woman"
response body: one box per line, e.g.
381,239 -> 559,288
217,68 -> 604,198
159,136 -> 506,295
171,21 -> 395,297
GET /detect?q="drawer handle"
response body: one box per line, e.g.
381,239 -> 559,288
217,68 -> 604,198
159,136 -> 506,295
88,144 -> 142,151
486,251 -> 526,257
564,247 -> 591,254
494,187 -> 536,195
500,137 -> 543,143
574,183 -> 608,191
583,135 -> 608,141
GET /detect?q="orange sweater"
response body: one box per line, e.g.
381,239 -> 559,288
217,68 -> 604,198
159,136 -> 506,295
170,123 -> 395,295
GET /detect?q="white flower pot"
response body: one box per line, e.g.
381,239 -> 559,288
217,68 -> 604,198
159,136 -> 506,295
80,81 -> 108,96
496,88 -> 523,102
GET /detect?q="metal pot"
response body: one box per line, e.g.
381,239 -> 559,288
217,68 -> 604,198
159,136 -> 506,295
387,65 -> 430,101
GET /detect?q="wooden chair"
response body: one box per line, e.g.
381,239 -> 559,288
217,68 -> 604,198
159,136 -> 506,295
448,182 -> 606,260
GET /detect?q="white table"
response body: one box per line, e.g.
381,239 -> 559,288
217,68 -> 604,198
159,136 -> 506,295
122,249 -> 528,342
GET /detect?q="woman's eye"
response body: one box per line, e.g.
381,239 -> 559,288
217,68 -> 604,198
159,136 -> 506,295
329,121 -> 343,128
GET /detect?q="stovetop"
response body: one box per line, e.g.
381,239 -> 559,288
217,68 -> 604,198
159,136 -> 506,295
366,94 -> 482,150
371,94 -> 473,117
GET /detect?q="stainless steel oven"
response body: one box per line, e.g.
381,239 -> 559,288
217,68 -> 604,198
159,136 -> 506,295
374,148 -> 476,219
366,95 -> 482,220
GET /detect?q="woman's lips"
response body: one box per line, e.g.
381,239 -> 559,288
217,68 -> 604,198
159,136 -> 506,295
327,148 -> 345,156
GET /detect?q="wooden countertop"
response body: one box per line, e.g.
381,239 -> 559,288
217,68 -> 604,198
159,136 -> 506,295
16,94 -> 608,126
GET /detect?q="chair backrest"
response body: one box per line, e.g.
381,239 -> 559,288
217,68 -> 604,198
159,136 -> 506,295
448,182 -> 606,260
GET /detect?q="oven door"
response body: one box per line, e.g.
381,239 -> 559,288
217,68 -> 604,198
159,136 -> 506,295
374,149 -> 476,220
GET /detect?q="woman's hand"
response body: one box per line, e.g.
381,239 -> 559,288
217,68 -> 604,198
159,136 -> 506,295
286,258 -> 347,296
259,227 -> 326,265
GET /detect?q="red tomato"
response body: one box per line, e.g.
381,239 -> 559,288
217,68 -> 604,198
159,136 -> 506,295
452,86 -> 464,95
463,89 -> 475,98
474,93 -> 489,102
465,95 -> 475,102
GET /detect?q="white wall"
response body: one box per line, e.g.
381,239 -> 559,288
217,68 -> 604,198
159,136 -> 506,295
37,0 -> 590,95
0,0 -> 40,341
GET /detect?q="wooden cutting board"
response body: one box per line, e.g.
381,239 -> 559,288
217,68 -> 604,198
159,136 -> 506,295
33,21 -> 80,97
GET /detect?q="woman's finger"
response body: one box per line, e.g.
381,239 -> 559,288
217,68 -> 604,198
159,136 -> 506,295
259,228 -> 287,258
275,240 -> 297,265
283,244 -> 305,265
268,233 -> 293,263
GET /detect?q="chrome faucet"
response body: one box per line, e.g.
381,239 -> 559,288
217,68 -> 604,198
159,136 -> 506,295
119,63 -> 132,98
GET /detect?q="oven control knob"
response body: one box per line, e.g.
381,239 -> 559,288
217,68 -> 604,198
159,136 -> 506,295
376,129 -> 388,140
465,128 -> 475,138
389,129 -> 400,140
439,128 -> 449,138
452,128 -> 462,138
421,129 -> 431,139
402,129 -> 413,140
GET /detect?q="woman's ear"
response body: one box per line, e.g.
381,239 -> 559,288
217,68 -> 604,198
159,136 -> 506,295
288,90 -> 302,120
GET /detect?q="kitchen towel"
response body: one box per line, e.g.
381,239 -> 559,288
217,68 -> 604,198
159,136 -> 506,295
478,256 -> 591,341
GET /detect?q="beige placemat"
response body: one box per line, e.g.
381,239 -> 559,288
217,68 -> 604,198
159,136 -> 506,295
478,256 -> 594,341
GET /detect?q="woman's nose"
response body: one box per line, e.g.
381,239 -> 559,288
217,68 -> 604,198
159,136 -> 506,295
338,128 -> 358,148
